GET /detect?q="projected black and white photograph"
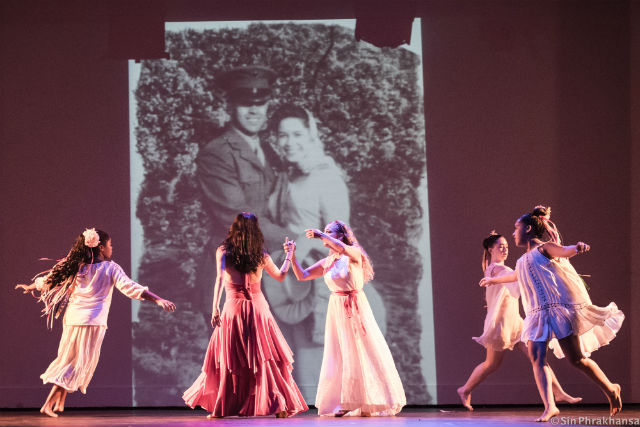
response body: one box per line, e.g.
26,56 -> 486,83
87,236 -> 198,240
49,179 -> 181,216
129,19 -> 434,406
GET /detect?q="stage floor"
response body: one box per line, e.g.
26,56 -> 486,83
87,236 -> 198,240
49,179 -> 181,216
1,406 -> 638,427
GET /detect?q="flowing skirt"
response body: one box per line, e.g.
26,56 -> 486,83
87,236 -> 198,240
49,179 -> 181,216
315,291 -> 406,416
183,293 -> 308,417
40,325 -> 107,393
472,285 -> 523,351
522,302 -> 625,358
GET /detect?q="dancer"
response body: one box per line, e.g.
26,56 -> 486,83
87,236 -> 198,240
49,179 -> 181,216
458,232 -> 580,411
183,212 -> 308,418
15,228 -> 176,417
288,220 -> 406,416
481,206 -> 624,421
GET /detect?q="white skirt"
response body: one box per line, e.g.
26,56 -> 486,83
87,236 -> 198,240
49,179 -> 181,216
41,325 -> 107,393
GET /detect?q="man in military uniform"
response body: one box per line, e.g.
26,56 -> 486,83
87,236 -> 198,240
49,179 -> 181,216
196,66 -> 285,317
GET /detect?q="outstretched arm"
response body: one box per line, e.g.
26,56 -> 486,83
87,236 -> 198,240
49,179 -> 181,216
542,241 -> 590,259
285,239 -> 326,281
140,290 -> 176,312
305,229 -> 362,263
480,271 -> 517,287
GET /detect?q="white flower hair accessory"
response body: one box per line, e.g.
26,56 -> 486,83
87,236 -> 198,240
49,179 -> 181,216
83,228 -> 100,248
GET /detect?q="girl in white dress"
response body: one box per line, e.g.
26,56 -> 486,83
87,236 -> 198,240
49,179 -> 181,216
287,220 -> 406,416
16,228 -> 176,417
481,206 -> 624,422
458,232 -> 580,411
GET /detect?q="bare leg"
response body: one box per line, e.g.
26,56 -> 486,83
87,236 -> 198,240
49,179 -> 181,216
40,385 -> 63,417
557,335 -> 621,416
457,348 -> 505,411
53,389 -> 68,412
528,341 -> 559,422
516,342 -> 581,404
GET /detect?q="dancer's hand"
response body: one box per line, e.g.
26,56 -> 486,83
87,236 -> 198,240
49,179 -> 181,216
305,229 -> 324,239
15,284 -> 36,294
156,298 -> 176,312
283,237 -> 296,255
479,278 -> 494,287
575,242 -> 590,254
211,308 -> 221,328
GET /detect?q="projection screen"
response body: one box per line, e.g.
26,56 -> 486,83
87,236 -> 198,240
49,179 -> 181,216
128,19 -> 435,406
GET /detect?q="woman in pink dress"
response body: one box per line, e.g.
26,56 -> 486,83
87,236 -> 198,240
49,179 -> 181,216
16,228 -> 176,417
289,220 -> 405,416
481,206 -> 624,422
183,212 -> 308,418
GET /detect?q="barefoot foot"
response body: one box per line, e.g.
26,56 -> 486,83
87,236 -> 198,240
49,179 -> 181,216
608,384 -> 622,416
554,391 -> 582,404
457,386 -> 473,411
535,406 -> 559,422
334,410 -> 349,417
40,406 -> 58,418
275,411 -> 289,418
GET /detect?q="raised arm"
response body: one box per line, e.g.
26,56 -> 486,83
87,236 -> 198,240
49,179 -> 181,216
262,243 -> 294,282
541,241 -> 590,259
305,229 -> 362,263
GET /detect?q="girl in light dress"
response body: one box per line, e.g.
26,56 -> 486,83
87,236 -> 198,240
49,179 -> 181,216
457,232 -> 580,411
265,103 -> 388,400
480,206 -> 624,422
288,220 -> 406,417
16,228 -> 175,417
182,212 -> 308,418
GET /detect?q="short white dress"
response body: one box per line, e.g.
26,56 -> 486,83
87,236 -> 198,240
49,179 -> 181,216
315,254 -> 406,416
472,263 -> 523,351
515,247 -> 624,358
39,261 -> 148,393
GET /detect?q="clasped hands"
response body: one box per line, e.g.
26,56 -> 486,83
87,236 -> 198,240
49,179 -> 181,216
282,229 -> 324,257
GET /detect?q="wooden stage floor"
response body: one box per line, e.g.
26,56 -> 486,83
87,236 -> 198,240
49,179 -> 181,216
0,405 -> 638,427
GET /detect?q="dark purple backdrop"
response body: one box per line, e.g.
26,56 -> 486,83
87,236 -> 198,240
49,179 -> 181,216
1,0 -> 638,408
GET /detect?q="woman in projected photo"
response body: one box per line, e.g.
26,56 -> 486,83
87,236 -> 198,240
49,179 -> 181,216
183,212 -> 308,418
264,104 -> 388,399
288,220 -> 405,417
457,231 -> 580,411
15,228 -> 175,418
480,206 -> 624,422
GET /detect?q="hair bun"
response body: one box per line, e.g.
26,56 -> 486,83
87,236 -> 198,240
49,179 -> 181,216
532,205 -> 551,219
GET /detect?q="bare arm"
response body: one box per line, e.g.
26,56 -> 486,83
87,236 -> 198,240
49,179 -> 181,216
293,256 -> 326,284
211,246 -> 226,327
262,249 -> 293,282
479,271 -> 517,287
542,241 -> 590,259
140,289 -> 176,312
305,229 -> 362,263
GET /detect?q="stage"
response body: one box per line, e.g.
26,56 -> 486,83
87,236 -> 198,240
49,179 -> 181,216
1,406 -> 638,427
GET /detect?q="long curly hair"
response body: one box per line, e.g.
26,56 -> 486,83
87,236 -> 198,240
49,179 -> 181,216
222,212 -> 265,273
326,220 -> 374,283
44,229 -> 110,291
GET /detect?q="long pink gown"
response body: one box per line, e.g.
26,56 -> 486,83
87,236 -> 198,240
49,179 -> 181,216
183,273 -> 308,417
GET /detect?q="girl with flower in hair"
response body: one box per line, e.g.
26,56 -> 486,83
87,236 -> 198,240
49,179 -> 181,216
183,212 -> 308,418
15,228 -> 175,417
287,220 -> 406,416
458,231 -> 580,411
480,206 -> 624,421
